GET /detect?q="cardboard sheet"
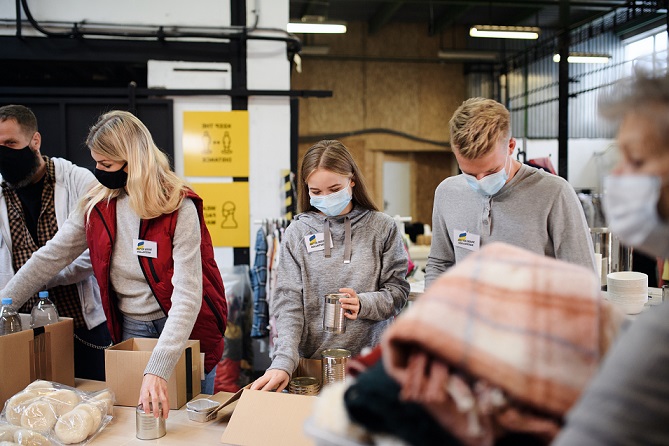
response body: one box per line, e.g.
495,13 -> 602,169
220,389 -> 315,446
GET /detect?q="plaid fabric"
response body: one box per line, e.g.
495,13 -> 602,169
3,157 -> 85,328
250,227 -> 269,338
383,242 -> 625,419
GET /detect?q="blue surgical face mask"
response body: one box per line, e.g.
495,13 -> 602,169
310,181 -> 352,217
463,154 -> 510,196
603,174 -> 666,252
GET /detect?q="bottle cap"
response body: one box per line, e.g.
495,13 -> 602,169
39,291 -> 48,298
1,298 -> 12,305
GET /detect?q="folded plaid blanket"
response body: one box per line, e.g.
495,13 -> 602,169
382,242 -> 625,443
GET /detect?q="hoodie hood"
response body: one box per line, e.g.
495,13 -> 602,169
293,204 -> 371,235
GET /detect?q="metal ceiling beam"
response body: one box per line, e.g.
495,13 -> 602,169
429,4 -> 473,36
317,1 -> 626,10
369,0 -> 406,35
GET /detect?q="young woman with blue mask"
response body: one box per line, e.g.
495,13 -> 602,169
251,140 -> 410,392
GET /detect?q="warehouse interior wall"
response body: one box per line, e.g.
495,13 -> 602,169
292,22 -> 465,225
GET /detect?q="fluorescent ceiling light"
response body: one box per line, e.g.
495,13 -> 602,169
287,22 -> 347,34
437,50 -> 499,62
553,53 -> 611,63
470,25 -> 540,40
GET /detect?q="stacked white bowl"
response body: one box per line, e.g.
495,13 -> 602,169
606,271 -> 648,315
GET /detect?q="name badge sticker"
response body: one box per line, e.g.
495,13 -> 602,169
453,229 -> 480,252
133,238 -> 158,258
304,233 -> 334,253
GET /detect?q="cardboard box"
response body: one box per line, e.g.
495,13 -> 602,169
220,389 -> 316,446
105,338 -> 201,409
0,314 -> 74,408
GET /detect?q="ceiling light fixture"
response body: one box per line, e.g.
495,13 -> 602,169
553,53 -> 611,64
287,22 -> 347,34
437,50 -> 499,62
469,25 -> 540,40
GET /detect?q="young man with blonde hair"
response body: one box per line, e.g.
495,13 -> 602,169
425,97 -> 596,287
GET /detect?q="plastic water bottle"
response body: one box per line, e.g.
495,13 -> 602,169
0,298 -> 23,336
30,291 -> 59,328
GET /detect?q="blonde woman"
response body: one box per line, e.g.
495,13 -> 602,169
0,110 -> 227,418
251,140 -> 410,392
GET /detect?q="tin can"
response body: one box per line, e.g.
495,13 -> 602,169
323,293 -> 347,334
321,348 -> 351,386
288,376 -> 320,395
136,403 -> 166,440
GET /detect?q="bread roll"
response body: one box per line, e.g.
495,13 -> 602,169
4,392 -> 38,426
23,381 -> 54,396
12,429 -> 51,446
90,390 -> 114,416
20,400 -> 57,433
74,403 -> 102,436
0,424 -> 18,441
54,408 -> 93,445
0,441 -> 21,446
43,389 -> 81,417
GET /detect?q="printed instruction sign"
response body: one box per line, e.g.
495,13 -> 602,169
190,182 -> 250,247
183,111 -> 249,177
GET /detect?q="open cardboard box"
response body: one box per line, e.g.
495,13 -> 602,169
0,314 -> 74,408
220,389 -> 316,446
105,338 -> 201,409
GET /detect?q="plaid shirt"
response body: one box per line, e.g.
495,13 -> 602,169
2,157 -> 85,328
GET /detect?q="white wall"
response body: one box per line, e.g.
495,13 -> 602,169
0,0 -> 231,29
513,138 -> 616,192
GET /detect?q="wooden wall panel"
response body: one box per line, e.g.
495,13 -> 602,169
292,22 -> 467,225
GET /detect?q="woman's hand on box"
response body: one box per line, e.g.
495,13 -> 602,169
139,373 -> 170,419
250,369 -> 290,392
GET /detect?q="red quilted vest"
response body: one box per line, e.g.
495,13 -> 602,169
86,190 -> 227,373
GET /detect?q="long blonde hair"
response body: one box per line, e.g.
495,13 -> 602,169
83,110 -> 188,220
297,140 -> 378,213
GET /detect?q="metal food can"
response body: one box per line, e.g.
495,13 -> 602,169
136,403 -> 166,440
321,348 -> 351,386
288,376 -> 321,395
323,293 -> 347,334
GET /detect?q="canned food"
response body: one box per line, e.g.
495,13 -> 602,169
136,403 -> 166,440
288,376 -> 320,395
323,293 -> 347,334
321,348 -> 351,386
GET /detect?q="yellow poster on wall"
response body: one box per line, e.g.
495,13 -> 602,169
190,182 -> 249,247
183,111 -> 249,177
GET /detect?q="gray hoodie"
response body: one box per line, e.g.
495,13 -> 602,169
269,205 -> 410,375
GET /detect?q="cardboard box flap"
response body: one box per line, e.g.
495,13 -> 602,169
220,389 -> 315,446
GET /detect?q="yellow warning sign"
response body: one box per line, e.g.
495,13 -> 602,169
190,182 -> 250,247
183,111 -> 249,177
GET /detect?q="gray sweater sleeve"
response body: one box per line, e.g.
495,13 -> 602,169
1,207 -> 88,308
144,199 -> 203,380
268,236 -> 304,375
357,221 -> 409,321
554,305 -> 669,446
547,181 -> 598,273
425,182 -> 455,289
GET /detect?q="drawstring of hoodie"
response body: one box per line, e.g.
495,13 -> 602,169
323,217 -> 352,263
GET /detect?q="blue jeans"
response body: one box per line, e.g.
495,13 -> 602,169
121,315 -> 211,393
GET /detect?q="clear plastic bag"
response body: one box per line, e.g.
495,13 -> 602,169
0,380 -> 114,445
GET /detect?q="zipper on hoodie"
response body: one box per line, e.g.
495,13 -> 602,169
203,294 -> 226,336
94,206 -> 120,342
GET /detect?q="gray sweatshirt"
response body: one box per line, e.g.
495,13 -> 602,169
426,163 -> 596,288
269,206 -> 410,376
0,194 -> 202,381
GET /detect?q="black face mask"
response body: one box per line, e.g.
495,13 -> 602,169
0,144 -> 40,187
95,162 -> 128,189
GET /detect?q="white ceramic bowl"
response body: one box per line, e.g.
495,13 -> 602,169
606,291 -> 648,303
607,271 -> 648,291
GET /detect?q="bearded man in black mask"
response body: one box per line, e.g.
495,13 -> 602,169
0,104 -> 111,380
